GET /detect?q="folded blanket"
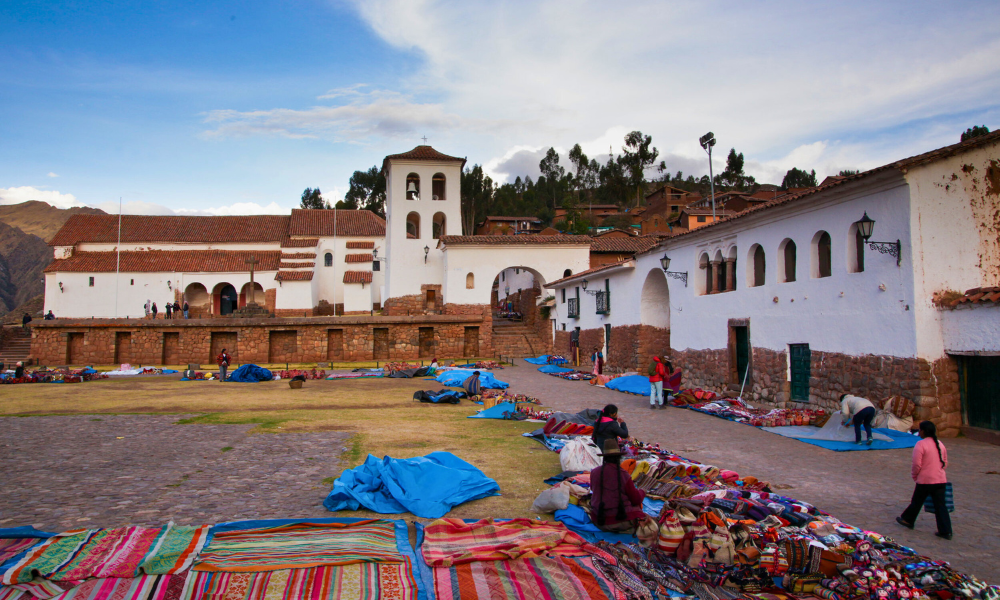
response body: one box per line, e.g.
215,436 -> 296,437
421,518 -> 589,567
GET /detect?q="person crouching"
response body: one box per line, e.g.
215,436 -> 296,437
589,438 -> 648,533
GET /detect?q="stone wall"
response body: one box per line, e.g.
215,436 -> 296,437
382,285 -> 443,316
605,324 -> 670,373
578,327 -> 604,369
31,313 -> 489,366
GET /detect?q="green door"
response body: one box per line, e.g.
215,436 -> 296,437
734,327 -> 750,385
964,356 -> 1000,431
789,343 -> 810,402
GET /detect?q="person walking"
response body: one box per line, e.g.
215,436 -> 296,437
217,348 -> 231,382
182,301 -> 189,319
591,347 -> 604,376
21,312 -> 32,333
648,356 -> 666,409
164,301 -> 172,320
896,421 -> 952,540
840,393 -> 876,444
151,302 -> 158,319
592,404 -> 629,451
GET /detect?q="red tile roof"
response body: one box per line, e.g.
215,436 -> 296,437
280,252 -> 317,259
544,259 -> 636,287
282,238 -> 318,247
382,145 -> 466,172
439,234 -> 593,246
482,216 -> 542,222
590,235 -> 662,253
344,253 -> 373,263
288,209 -> 386,237
44,250 -> 282,273
49,215 -> 291,246
279,261 -> 314,268
275,271 -> 313,281
346,241 -> 375,249
949,287 -> 1000,307
343,270 -> 373,284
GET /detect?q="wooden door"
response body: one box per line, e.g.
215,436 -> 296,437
67,332 -> 84,364
114,332 -> 132,365
425,289 -> 436,310
789,343 -> 810,401
734,326 -> 750,385
964,356 -> 1000,431
463,326 -> 479,358
327,329 -> 344,361
419,327 -> 435,358
162,332 -> 180,365
373,328 -> 389,360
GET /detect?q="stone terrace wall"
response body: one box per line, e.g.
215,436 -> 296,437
32,313 -> 488,366
606,324 -> 670,373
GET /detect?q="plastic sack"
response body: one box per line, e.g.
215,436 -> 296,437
559,438 -> 601,472
531,484 -> 570,513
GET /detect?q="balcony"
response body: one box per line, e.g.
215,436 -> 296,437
567,297 -> 579,319
595,291 -> 610,315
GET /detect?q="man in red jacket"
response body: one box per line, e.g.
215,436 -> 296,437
217,349 -> 231,382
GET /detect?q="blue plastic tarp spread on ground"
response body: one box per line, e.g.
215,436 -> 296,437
524,355 -> 550,364
323,451 -> 500,519
434,369 -> 509,389
537,364 -> 575,374
761,427 -> 919,452
467,402 -> 518,419
554,505 -> 636,544
604,375 -> 650,396
227,364 -> 273,382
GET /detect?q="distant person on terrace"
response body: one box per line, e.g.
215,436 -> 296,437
21,312 -> 31,332
44,310 -> 55,320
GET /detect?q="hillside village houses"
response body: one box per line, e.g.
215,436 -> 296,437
32,133 -> 1000,439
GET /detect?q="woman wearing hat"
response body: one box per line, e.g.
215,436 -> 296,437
589,438 -> 648,533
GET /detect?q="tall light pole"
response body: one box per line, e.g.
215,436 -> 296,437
700,132 -> 717,221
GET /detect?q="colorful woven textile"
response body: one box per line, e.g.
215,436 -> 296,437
2,530 -> 96,584
421,519 -> 588,568
183,563 -> 418,600
46,573 -> 185,600
139,525 -> 210,575
193,521 -> 401,572
432,557 -> 619,600
2,578 -> 81,600
0,540 -> 42,565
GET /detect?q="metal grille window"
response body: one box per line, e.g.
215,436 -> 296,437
567,297 -> 579,318
595,290 -> 610,314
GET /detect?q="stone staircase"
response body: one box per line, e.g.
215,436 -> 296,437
491,320 -> 550,360
0,327 -> 32,365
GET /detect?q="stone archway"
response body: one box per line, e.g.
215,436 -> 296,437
213,282 -> 238,315
490,265 -> 550,357
639,269 -> 670,329
184,283 -> 210,317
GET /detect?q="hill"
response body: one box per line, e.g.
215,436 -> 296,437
0,200 -> 105,242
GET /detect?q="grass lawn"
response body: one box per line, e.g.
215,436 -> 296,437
0,375 -> 560,521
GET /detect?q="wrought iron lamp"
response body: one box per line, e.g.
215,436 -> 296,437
856,212 -> 901,266
659,253 -> 688,286
581,278 -> 600,296
372,247 -> 384,271
424,245 -> 430,263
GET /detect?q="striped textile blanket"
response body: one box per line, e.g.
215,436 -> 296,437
20,573 -> 186,600
193,521 -> 402,572
421,519 -> 589,568
432,556 -> 620,600
183,563 -> 418,600
0,579 -> 80,600
0,540 -> 43,566
2,530 -> 96,585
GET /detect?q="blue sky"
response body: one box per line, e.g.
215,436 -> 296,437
1,0 -> 998,215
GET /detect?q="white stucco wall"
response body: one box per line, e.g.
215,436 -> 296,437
497,267 -> 538,300
274,280 -> 313,312
442,244 -> 592,305
940,304 -> 1000,354
312,237 -> 384,307
342,283 -> 372,313
384,158 -> 463,299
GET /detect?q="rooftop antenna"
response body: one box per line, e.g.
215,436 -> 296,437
115,196 -> 122,318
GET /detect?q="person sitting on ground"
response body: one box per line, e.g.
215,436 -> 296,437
463,370 -> 482,396
589,438 -> 648,533
44,310 -> 55,320
427,357 -> 439,375
840,393 -> 876,444
592,403 -> 629,451
896,420 -> 952,540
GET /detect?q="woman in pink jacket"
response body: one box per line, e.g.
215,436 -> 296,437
896,421 -> 952,540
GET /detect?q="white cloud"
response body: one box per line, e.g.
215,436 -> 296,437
47,172 -> 59,178
92,200 -> 292,216
0,186 -> 83,209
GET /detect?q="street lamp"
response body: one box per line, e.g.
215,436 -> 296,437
372,247 -> 383,271
700,132 -> 717,221
659,253 -> 688,287
581,278 -> 600,296
855,212 -> 901,266
424,245 -> 430,264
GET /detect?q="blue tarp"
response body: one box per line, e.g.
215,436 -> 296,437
605,375 -> 651,396
537,364 -> 574,374
524,355 -> 550,364
434,369 -> 509,389
554,505 -> 636,544
323,452 -> 500,519
467,402 -> 518,419
762,427 -> 919,452
227,364 -> 273,382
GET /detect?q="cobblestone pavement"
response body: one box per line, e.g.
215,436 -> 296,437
0,415 -> 346,530
500,361 -> 1000,584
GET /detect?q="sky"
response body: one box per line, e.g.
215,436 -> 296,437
1,0 -> 998,216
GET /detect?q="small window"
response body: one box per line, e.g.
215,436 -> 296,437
324,252 -> 333,267
432,212 -> 446,239
779,239 -> 797,283
848,224 -> 865,273
501,272 -> 505,282
812,231 -> 832,278
563,269 -> 572,277
130,279 -> 134,286
406,173 -> 420,200
89,276 -> 94,287
466,272 -> 475,289
406,212 -> 421,239
561,323 -> 566,331
748,244 -> 765,287
561,288 -> 566,303
432,173 -> 446,200
697,215 -> 706,223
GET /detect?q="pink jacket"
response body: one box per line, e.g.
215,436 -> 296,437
912,437 -> 948,484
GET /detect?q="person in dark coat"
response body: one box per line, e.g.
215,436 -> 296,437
592,403 -> 629,452
14,361 -> 25,378
216,349 -> 231,381
21,312 -> 32,332
589,438 -> 648,532
164,301 -> 173,319
463,371 -> 482,396
151,302 -> 158,319
182,301 -> 189,319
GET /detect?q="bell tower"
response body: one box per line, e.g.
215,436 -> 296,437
382,146 -> 466,300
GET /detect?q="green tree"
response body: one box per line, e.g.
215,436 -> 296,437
342,166 -> 386,217
719,149 -> 756,191
460,164 -> 495,234
538,148 -> 566,212
300,187 -> 328,209
620,131 -> 659,206
961,125 -> 990,142
781,167 -> 818,189
838,169 -> 859,177
601,213 -> 633,231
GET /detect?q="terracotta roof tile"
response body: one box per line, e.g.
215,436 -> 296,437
343,270 -> 373,284
382,145 -> 466,172
279,261 -> 314,268
44,250 -> 281,273
275,271 -> 313,281
346,241 -> 375,249
344,253 -> 373,263
482,216 -> 542,222
281,252 -> 317,259
281,238 -> 319,248
590,236 -> 661,253
439,234 -> 593,246
49,215 -> 291,247
545,259 -> 636,288
950,286 -> 1000,307
288,209 -> 386,237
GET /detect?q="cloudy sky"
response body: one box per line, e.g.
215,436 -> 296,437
1,0 -> 997,215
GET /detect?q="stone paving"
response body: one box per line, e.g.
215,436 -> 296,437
499,360 -> 1000,584
0,415 -> 346,530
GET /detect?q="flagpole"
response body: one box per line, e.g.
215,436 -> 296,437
115,197 -> 122,318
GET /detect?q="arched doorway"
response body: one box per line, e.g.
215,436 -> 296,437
213,283 -> 238,315
240,282 -> 265,307
639,269 -> 670,329
185,282 -> 210,316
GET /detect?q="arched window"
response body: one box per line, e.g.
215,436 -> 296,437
697,253 -> 711,296
406,212 -> 420,239
714,250 -> 726,293
779,238 -> 797,283
847,223 -> 865,273
812,231 -> 831,278
406,173 -> 420,200
466,272 -> 475,289
563,269 -> 572,277
747,244 -> 765,287
432,173 -> 446,200
324,252 -> 333,267
432,212 -> 446,239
